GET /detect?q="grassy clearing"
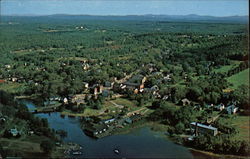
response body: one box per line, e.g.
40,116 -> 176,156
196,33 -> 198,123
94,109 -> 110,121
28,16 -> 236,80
61,98 -> 141,117
0,135 -> 66,158
0,135 -> 50,157
110,98 -> 137,107
61,98 -> 124,117
214,65 -> 234,73
227,68 -> 249,89
0,82 -> 26,94
231,115 -> 250,142
213,60 -> 241,73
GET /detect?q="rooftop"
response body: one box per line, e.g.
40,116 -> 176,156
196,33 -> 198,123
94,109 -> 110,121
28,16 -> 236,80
190,122 -> 217,131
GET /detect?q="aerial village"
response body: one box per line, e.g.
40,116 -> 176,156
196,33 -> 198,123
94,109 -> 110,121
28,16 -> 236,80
0,57 -> 241,140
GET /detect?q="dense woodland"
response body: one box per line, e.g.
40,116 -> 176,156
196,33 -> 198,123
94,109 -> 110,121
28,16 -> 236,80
0,15 -> 249,157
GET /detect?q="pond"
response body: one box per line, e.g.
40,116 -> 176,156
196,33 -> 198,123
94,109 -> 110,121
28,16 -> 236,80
22,100 -> 193,158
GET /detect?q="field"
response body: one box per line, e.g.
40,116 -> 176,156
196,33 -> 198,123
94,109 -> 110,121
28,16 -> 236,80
0,82 -> 26,94
231,115 -> 250,142
0,135 -> 66,158
227,68 -> 249,89
213,61 -> 241,74
61,97 -> 139,118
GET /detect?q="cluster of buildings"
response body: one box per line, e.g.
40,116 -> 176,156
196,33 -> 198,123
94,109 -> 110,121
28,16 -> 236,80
214,103 -> 239,114
190,122 -> 218,137
119,75 -> 147,94
84,114 -> 142,138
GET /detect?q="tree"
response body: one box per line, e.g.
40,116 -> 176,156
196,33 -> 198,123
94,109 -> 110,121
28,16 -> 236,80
175,122 -> 185,134
40,140 -> 55,154
239,141 -> 250,156
0,143 -> 6,158
231,84 -> 249,110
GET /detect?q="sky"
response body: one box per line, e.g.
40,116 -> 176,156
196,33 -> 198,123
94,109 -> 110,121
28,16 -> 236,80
0,0 -> 248,17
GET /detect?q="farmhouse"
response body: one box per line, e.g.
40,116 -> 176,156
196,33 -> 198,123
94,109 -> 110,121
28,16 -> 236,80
103,118 -> 116,124
123,75 -> 146,93
90,84 -> 103,95
215,103 -> 225,111
226,104 -> 238,115
71,94 -> 88,105
9,128 -> 20,137
190,122 -> 218,136
83,82 -> 89,89
180,98 -> 191,106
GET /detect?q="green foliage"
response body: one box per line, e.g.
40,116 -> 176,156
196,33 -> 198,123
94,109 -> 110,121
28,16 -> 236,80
40,140 -> 55,154
190,135 -> 250,156
231,84 -> 250,109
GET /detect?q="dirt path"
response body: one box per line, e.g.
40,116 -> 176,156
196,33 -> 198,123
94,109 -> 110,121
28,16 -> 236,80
109,101 -> 124,108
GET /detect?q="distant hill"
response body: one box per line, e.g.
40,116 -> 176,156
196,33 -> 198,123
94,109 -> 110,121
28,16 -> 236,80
2,14 -> 248,24
45,14 -> 248,23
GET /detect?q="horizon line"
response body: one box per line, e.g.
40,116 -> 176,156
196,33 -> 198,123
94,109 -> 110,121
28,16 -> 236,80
1,13 -> 248,18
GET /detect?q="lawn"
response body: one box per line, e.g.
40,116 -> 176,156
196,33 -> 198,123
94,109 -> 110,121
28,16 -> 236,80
61,97 -> 144,118
231,115 -> 250,142
0,135 -> 65,158
213,61 -> 241,74
227,68 -> 249,89
0,82 -> 26,94
61,99 -> 124,117
110,98 -> 137,107
214,65 -> 234,73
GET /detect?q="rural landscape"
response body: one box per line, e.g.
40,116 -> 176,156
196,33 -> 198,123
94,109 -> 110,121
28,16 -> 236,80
0,1 -> 249,159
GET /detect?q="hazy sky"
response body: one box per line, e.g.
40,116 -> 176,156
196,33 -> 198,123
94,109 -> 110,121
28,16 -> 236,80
1,0 -> 248,16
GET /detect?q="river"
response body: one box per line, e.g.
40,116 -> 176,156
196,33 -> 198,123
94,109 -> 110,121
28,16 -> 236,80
23,100 -> 194,158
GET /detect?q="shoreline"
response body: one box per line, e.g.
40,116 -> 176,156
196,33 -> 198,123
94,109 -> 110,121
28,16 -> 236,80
110,120 -> 249,159
189,148 -> 249,159
21,99 -> 248,158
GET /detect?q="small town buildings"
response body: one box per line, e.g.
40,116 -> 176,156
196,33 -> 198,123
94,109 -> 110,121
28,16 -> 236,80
205,104 -> 214,108
163,74 -> 171,81
71,94 -> 87,105
63,97 -> 68,104
180,98 -> 191,106
215,103 -> 225,111
9,128 -> 20,137
102,90 -> 112,97
83,64 -> 90,70
84,123 -> 110,138
11,77 -> 18,82
5,64 -> 11,69
83,82 -> 89,89
162,95 -> 169,100
129,114 -> 142,123
103,118 -> 116,124
190,122 -> 218,136
124,118 -> 132,124
49,96 -> 61,101
150,85 -> 159,95
226,104 -> 238,115
90,84 -> 103,95
104,81 -> 114,89
122,75 -> 146,93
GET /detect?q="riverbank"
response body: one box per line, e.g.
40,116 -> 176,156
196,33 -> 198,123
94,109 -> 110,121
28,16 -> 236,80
110,120 -> 249,159
21,100 -> 248,158
190,148 -> 249,159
